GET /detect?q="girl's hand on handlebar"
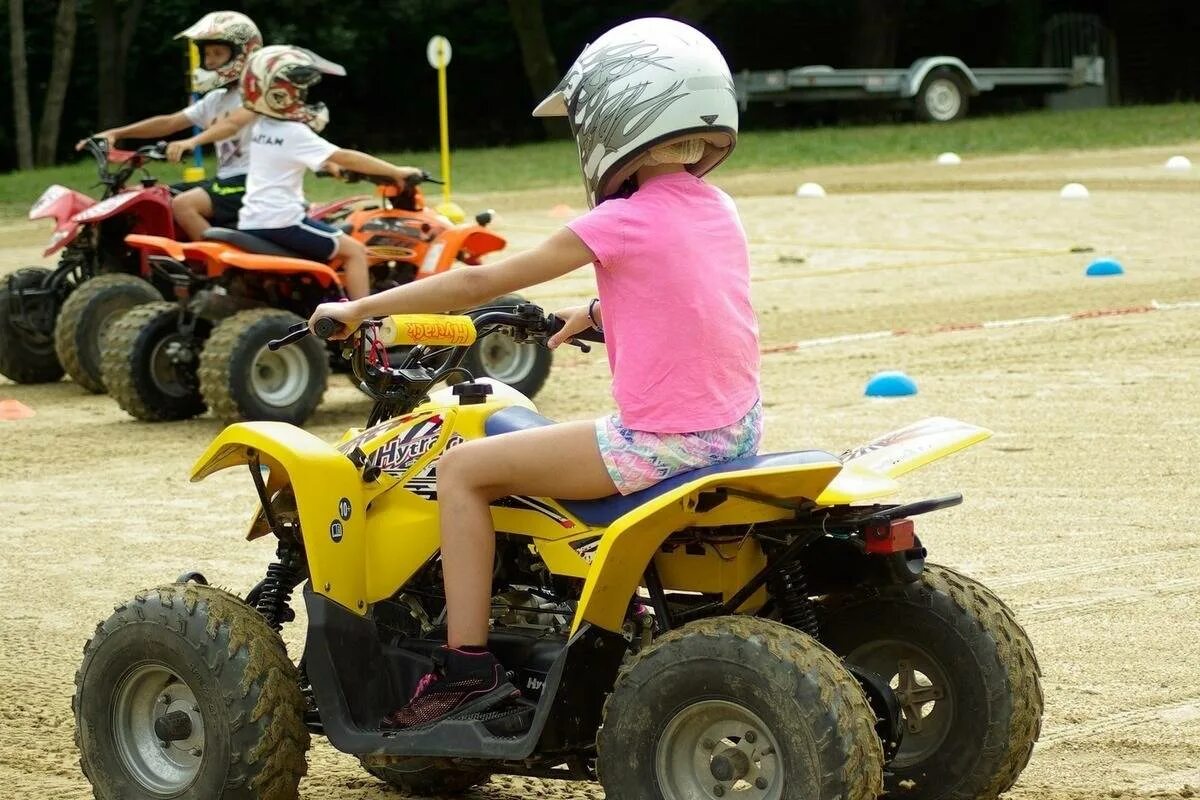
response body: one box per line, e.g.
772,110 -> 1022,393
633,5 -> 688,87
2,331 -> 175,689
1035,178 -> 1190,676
309,300 -> 364,340
547,304 -> 594,350
165,139 -> 196,163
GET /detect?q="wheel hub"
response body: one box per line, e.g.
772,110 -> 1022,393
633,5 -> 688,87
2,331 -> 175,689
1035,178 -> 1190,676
656,700 -> 780,800
113,664 -> 205,793
149,335 -> 197,398
250,344 -> 309,408
476,336 -> 535,384
926,79 -> 962,120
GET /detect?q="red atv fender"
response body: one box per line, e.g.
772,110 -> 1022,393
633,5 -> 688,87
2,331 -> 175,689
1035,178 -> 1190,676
420,225 -> 506,275
70,184 -> 176,249
28,185 -> 96,256
310,195 -> 371,220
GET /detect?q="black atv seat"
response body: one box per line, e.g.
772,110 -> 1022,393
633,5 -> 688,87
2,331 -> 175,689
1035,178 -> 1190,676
203,227 -> 305,259
484,405 -> 838,527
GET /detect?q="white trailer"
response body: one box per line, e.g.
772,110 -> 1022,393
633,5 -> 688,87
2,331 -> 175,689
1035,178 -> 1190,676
734,55 -> 1106,122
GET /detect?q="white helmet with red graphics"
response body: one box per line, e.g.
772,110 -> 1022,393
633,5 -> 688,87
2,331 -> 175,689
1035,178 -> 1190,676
533,17 -> 738,208
240,45 -> 346,133
175,11 -> 262,94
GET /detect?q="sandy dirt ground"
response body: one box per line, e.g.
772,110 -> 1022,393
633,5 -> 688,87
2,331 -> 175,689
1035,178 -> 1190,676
1,145 -> 1198,799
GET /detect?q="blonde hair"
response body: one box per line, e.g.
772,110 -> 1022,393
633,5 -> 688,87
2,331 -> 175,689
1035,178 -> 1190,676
643,138 -> 706,166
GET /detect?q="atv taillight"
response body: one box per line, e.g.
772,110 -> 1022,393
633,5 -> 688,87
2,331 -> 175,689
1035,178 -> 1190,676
864,518 -> 915,554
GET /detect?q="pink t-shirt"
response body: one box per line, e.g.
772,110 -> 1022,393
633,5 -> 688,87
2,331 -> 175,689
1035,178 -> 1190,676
567,171 -> 760,433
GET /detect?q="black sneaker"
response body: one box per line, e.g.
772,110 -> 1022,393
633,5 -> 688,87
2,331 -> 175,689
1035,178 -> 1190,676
382,647 -> 519,730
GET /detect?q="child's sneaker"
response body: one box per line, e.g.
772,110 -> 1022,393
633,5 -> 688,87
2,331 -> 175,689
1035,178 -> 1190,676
382,646 -> 519,730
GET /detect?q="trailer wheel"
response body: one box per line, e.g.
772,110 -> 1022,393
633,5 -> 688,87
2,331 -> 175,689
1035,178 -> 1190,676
915,68 -> 969,123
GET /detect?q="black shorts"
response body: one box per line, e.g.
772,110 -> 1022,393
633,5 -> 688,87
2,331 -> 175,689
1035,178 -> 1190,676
239,217 -> 343,262
199,174 -> 247,228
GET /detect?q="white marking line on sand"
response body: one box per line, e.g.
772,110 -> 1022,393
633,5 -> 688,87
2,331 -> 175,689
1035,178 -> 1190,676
766,299 -> 1200,353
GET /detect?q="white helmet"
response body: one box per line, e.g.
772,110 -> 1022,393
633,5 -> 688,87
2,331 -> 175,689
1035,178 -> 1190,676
241,45 -> 346,133
533,17 -> 738,208
175,11 -> 262,94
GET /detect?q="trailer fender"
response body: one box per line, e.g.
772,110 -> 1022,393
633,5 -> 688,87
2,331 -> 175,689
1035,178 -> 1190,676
904,57 -> 983,97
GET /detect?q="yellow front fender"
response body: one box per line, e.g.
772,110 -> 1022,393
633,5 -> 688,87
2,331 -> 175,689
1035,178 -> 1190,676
570,460 -> 842,636
190,422 -> 369,615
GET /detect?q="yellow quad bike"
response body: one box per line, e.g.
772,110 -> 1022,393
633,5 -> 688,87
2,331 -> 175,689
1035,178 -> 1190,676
74,303 -> 1043,800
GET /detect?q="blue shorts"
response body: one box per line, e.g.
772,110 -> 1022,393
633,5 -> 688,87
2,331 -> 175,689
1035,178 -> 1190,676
240,217 -> 342,262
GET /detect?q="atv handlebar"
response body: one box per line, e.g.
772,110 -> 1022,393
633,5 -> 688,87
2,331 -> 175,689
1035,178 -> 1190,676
316,169 -> 437,189
83,137 -> 168,194
267,303 -> 603,420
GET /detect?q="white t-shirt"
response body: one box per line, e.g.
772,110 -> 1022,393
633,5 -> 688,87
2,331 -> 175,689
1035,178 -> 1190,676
237,117 -> 338,230
182,88 -> 251,179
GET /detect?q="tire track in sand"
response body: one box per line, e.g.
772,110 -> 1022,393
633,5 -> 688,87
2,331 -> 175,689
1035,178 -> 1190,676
1038,696 -> 1200,747
984,545 -> 1200,591
1014,576 -> 1200,624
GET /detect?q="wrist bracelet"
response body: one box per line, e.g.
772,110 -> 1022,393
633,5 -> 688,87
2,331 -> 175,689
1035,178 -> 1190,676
586,298 -> 602,332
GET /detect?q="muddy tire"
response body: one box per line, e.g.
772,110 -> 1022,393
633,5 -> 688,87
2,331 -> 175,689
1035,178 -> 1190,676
360,758 -> 491,795
101,302 -> 208,421
598,616 -> 884,800
200,309 -> 329,425
0,267 -> 64,383
73,583 -> 310,800
55,273 -> 160,393
819,564 -> 1043,800
461,294 -> 552,398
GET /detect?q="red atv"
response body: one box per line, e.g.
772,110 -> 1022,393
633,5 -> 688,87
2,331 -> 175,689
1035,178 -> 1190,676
0,137 -> 355,392
0,139 -> 176,391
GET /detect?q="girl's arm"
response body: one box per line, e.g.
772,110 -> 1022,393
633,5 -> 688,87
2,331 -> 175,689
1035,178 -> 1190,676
77,111 -> 191,150
165,107 -> 256,162
310,227 -> 596,335
324,149 -> 420,184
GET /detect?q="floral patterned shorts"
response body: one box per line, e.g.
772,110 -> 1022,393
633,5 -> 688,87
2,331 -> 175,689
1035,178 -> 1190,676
595,400 -> 764,495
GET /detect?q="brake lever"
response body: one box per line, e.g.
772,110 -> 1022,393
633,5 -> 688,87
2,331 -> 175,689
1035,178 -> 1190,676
267,322 -> 310,351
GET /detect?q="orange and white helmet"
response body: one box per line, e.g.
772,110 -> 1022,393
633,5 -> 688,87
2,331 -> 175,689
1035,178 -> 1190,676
176,11 -> 262,94
533,17 -> 738,207
240,45 -> 346,133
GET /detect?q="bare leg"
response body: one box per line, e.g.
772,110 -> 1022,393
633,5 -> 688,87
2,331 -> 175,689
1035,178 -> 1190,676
171,187 -> 214,240
435,420 -> 616,647
335,236 -> 370,299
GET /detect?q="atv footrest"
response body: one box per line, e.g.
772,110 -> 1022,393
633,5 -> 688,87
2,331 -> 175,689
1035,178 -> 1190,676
472,698 -> 535,736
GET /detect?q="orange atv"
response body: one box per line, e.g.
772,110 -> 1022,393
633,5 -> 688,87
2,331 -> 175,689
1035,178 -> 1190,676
100,171 -> 548,426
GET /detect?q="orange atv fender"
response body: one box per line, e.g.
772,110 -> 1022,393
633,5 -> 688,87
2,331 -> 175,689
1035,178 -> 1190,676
124,234 -> 241,277
216,250 -> 346,289
420,225 -> 506,275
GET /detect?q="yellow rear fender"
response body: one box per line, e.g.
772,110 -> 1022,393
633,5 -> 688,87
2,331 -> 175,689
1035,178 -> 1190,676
190,422 -> 370,615
816,417 -> 992,505
570,459 -> 842,636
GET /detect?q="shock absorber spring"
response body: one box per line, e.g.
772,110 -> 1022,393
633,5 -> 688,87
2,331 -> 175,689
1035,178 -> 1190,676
771,558 -> 819,638
253,543 -> 305,632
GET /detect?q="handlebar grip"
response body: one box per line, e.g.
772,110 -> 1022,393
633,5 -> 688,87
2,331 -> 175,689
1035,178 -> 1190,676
547,314 -> 605,343
313,316 -> 341,339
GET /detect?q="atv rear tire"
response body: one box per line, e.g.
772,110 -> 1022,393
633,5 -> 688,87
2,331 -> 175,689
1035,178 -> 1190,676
0,267 -> 64,383
55,273 -> 160,393
101,302 -> 208,421
200,308 -> 329,425
360,758 -> 492,795
598,616 -> 884,800
461,293 -> 552,398
74,583 -> 309,800
819,564 -> 1043,800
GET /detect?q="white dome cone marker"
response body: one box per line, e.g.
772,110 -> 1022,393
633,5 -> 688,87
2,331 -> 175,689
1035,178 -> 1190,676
1165,155 -> 1192,171
936,152 -> 962,165
795,182 -> 826,198
1060,182 -> 1090,200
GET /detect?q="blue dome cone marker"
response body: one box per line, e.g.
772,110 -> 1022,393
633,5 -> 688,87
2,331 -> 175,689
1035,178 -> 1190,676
865,371 -> 918,397
1086,258 -> 1124,277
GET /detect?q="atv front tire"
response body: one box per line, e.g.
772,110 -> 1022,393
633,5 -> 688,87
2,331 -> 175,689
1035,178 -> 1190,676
819,564 -> 1043,800
200,309 -> 329,424
598,616 -> 884,800
55,273 -> 160,393
360,758 -> 492,795
102,302 -> 208,421
74,583 -> 309,800
0,267 -> 64,383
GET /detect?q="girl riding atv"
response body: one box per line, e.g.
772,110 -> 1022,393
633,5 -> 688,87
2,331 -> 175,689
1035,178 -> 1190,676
76,11 -> 261,241
169,45 -> 420,300
308,17 -> 759,728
